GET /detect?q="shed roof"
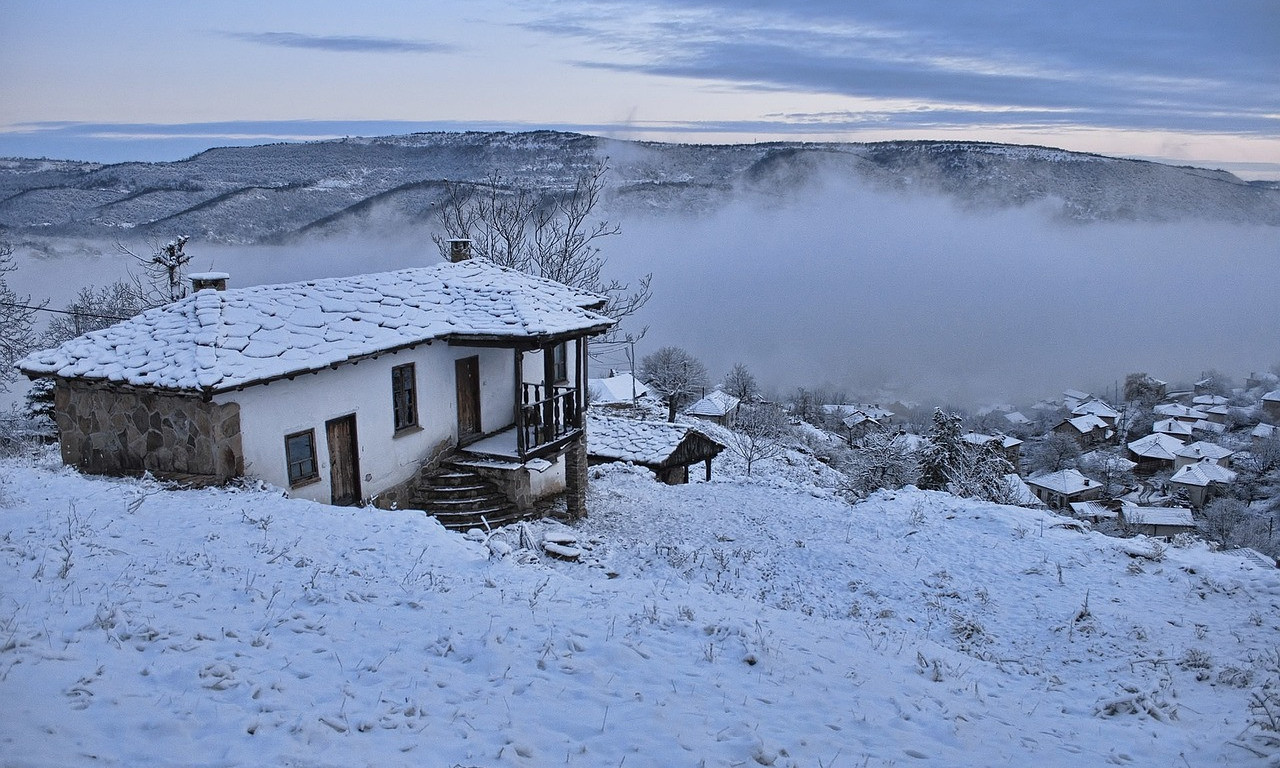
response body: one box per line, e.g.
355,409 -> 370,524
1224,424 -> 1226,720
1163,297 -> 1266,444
18,259 -> 615,394
588,372 -> 648,405
1121,505 -> 1195,527
588,414 -> 725,468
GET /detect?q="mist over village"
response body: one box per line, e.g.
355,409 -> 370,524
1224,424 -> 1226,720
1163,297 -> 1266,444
2,2 -> 1279,766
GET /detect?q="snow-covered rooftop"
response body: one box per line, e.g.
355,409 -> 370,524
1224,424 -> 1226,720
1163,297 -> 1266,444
1069,501 -> 1115,520
1062,414 -> 1108,434
588,372 -> 647,405
1072,400 -> 1120,420
962,432 -> 1023,449
1263,389 -> 1280,402
1170,461 -> 1238,487
18,259 -> 615,393
685,389 -> 741,418
1174,441 -> 1233,462
1192,394 -> 1229,406
1154,403 -> 1209,420
1252,423 -> 1279,440
1127,433 -> 1187,460
587,414 -> 725,467
1152,418 -> 1194,437
1003,410 -> 1031,425
1026,468 -> 1098,496
1121,505 -> 1195,527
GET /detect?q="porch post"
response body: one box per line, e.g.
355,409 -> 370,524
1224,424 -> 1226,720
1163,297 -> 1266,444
514,348 -> 526,457
566,432 -> 588,519
542,346 -> 556,444
577,336 -> 587,426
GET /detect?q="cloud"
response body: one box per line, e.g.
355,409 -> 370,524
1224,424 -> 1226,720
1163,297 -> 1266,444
222,31 -> 455,55
527,0 -> 1280,138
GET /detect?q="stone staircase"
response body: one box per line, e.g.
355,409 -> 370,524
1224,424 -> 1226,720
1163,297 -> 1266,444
410,466 -> 525,531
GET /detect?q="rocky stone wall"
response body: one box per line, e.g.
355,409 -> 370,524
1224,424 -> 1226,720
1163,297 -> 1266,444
54,380 -> 243,480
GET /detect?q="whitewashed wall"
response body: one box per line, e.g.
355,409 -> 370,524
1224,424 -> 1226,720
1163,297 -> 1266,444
220,342 -> 519,504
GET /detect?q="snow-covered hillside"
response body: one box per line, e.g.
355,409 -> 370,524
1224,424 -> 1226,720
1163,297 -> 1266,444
2,447 -> 1278,766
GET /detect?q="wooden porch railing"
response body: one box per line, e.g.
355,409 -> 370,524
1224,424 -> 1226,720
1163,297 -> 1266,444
516,383 -> 579,458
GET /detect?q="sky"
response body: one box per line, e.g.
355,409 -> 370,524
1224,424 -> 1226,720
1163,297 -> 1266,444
1,0 -> 1278,178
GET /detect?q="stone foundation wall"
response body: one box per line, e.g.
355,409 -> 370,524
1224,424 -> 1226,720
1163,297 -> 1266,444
54,380 -> 243,480
371,438 -> 453,510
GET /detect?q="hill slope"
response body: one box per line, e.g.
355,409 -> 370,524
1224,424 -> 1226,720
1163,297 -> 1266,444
1,132 -> 1277,244
2,449 -> 1278,766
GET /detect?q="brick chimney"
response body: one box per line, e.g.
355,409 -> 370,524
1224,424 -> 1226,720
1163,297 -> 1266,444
190,272 -> 229,292
448,238 -> 473,263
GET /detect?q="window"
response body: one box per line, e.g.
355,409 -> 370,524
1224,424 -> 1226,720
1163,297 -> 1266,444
553,343 -> 568,383
392,363 -> 418,431
285,429 -> 318,486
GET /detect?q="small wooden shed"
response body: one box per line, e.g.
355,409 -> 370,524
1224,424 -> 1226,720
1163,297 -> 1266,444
588,414 -> 725,484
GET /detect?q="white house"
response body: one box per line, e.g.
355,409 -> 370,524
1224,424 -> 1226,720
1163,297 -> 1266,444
685,389 -> 742,426
18,251 -> 616,518
587,371 -> 648,406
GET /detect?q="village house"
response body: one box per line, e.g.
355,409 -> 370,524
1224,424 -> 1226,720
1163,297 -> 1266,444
1071,399 -> 1121,428
962,432 -> 1024,465
1152,418 -> 1194,441
1119,504 -> 1197,539
587,370 -> 648,407
18,246 -> 616,525
1253,423 -> 1279,443
1053,414 -> 1111,449
1173,441 -> 1234,471
1026,468 -> 1105,510
1263,390 -> 1280,422
1126,432 -> 1187,475
1168,460 -> 1238,509
1154,403 -> 1210,423
685,389 -> 741,427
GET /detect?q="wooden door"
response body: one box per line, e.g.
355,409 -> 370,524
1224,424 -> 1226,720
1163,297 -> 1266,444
455,356 -> 481,442
326,414 -> 361,506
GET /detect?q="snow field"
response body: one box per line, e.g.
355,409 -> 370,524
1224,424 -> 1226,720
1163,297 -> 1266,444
1,450 -> 1279,766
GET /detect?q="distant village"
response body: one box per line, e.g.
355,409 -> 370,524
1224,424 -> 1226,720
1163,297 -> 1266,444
586,364 -> 1280,562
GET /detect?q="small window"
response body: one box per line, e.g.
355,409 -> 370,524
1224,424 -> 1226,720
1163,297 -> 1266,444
553,343 -> 568,383
285,429 -> 319,486
392,363 -> 418,431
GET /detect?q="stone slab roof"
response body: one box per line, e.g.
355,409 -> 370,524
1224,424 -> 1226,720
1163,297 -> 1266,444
1127,432 -> 1187,461
1027,468 -> 1098,496
588,414 -> 724,468
686,390 -> 741,418
18,259 -> 615,394
1170,461 -> 1238,487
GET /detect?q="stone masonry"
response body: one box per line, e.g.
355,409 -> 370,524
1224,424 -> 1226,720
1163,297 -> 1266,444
54,379 -> 243,480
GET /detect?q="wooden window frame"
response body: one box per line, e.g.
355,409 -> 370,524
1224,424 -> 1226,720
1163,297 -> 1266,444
552,342 -> 569,384
392,362 -> 419,433
285,429 -> 319,487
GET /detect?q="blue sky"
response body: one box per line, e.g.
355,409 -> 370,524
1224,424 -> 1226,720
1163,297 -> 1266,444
2,0 -> 1277,177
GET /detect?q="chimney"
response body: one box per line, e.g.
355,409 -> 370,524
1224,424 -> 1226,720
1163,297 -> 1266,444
190,272 -> 229,292
448,238 -> 473,263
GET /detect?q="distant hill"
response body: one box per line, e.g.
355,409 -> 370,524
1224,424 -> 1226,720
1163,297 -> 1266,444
2,131 -> 1277,244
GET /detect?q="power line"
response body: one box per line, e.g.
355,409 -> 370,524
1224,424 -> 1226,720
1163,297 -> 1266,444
0,301 -> 133,322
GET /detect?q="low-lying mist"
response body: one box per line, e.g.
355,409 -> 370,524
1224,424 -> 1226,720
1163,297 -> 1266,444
11,177 -> 1279,409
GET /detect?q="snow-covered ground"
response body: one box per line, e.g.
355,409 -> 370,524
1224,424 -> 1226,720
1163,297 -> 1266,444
2,447 -> 1279,766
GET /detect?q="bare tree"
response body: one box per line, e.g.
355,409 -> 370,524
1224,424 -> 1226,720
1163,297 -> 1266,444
721,363 -> 758,401
43,280 -> 144,347
0,243 -> 42,393
433,160 -> 651,337
1023,432 -> 1082,475
639,346 -> 709,422
842,430 -> 920,497
726,403 -> 788,475
117,236 -> 192,307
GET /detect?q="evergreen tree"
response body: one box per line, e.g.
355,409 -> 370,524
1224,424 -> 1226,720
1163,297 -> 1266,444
919,409 -> 966,491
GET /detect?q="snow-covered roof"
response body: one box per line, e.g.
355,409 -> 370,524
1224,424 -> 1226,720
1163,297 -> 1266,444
962,432 -> 1023,449
1127,433 -> 1187,460
1152,418 -> 1194,437
588,372 -> 647,404
18,259 -> 615,394
685,390 -> 741,418
587,414 -> 724,467
1063,389 -> 1091,403
1072,400 -> 1120,420
1154,403 -> 1208,420
823,403 -> 895,421
1070,501 -> 1116,520
1252,423 -> 1279,440
1061,414 -> 1108,434
1262,389 -> 1280,403
1192,395 -> 1229,406
1027,469 -> 1098,496
1192,419 -> 1227,435
1003,411 -> 1031,425
1121,505 -> 1195,527
1174,441 -> 1233,462
1169,461 -> 1237,487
